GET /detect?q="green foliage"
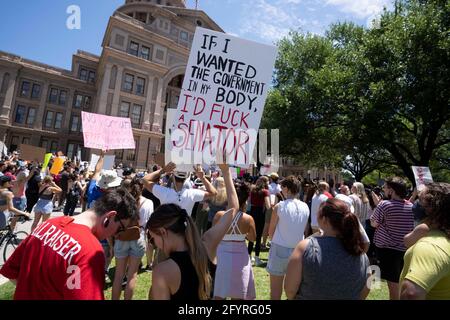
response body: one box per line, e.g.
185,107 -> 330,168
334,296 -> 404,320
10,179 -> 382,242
263,0 -> 450,183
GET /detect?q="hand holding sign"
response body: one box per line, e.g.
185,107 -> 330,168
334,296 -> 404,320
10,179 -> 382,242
168,27 -> 277,168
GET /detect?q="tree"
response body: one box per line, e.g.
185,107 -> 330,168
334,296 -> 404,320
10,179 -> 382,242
262,0 -> 449,184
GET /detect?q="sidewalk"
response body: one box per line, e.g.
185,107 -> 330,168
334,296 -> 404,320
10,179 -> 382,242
0,207 -> 82,286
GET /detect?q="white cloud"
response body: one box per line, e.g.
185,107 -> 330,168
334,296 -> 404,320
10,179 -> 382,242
326,0 -> 392,19
240,0 -> 305,43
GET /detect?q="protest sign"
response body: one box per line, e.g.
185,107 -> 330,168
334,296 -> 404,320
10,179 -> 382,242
41,153 -> 52,172
260,165 -> 273,176
82,111 -> 135,150
168,27 -> 277,167
19,144 -> 46,163
50,157 -> 66,175
88,154 -> 116,172
0,141 -> 7,157
412,166 -> 433,191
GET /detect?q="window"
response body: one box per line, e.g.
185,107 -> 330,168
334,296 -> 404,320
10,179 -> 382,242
136,77 -> 146,95
22,137 -> 30,145
45,111 -> 54,128
140,46 -> 151,60
74,94 -> 83,108
88,71 -> 95,84
131,104 -> 142,125
115,149 -> 124,160
123,74 -> 134,93
54,113 -> 63,129
70,115 -> 80,132
180,31 -> 189,42
10,136 -> 19,152
155,49 -> 165,61
119,102 -> 130,118
59,90 -> 67,106
129,41 -> 139,56
84,96 -> 91,109
73,94 -> 91,108
50,141 -> 58,154
115,34 -> 125,46
49,88 -> 59,104
26,108 -> 36,125
136,12 -> 147,23
79,68 -> 89,81
31,84 -> 41,99
20,81 -> 31,97
67,144 -> 75,159
15,105 -> 26,123
40,139 -> 48,150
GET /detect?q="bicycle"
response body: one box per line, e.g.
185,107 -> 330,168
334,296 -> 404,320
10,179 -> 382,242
0,215 -> 30,265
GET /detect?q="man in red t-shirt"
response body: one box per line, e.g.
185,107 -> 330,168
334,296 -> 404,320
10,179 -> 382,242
0,189 -> 138,300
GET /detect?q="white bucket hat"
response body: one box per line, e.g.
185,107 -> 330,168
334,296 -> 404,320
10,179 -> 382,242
97,170 -> 122,189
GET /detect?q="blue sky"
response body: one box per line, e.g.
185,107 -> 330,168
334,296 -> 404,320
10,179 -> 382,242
0,0 -> 393,70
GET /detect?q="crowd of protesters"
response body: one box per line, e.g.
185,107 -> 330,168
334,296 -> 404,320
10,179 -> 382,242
0,148 -> 448,301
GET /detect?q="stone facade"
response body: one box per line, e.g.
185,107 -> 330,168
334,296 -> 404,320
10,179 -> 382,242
0,0 -> 222,169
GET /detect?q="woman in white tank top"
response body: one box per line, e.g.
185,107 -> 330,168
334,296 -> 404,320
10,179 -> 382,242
267,176 -> 310,300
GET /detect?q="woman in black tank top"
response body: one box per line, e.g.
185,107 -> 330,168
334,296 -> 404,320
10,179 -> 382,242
145,163 -> 247,300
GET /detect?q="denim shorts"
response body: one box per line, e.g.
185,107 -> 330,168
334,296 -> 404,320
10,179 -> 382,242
266,242 -> 294,276
114,235 -> 146,259
13,197 -> 27,212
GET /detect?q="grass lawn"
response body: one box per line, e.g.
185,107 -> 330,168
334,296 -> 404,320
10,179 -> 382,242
1,249 -> 389,300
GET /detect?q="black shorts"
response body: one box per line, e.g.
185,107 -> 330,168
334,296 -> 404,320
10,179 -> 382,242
376,247 -> 405,283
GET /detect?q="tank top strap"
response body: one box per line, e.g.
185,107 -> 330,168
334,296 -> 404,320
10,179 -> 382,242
229,211 -> 244,235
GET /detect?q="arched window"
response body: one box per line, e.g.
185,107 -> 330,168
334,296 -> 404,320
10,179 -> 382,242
1,73 -> 10,94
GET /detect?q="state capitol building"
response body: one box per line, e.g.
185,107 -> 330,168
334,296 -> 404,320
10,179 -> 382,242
0,0 -> 222,168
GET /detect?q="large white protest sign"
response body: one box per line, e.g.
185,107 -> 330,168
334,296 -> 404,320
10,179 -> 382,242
169,27 -> 277,167
88,154 -> 116,172
412,166 -> 433,191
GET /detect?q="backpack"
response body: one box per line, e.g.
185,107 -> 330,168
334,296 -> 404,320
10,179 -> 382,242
116,199 -> 143,241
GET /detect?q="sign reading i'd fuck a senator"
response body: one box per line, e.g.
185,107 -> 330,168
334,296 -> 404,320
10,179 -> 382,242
168,27 -> 278,167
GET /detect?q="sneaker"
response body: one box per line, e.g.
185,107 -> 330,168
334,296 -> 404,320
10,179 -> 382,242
250,256 -> 255,266
105,272 -> 111,283
255,257 -> 264,267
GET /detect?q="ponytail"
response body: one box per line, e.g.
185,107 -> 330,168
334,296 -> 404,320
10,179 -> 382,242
340,212 -> 364,256
320,198 -> 365,256
184,214 -> 211,300
146,204 -> 211,300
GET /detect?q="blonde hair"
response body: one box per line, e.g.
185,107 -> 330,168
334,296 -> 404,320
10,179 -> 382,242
316,182 -> 329,195
43,176 -> 53,184
211,177 -> 227,206
353,182 -> 369,203
146,204 -> 211,299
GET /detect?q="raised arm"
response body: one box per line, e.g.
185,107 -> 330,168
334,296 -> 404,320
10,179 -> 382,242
202,163 -> 239,262
193,165 -> 217,200
143,162 -> 176,193
92,150 -> 106,181
49,181 -> 63,194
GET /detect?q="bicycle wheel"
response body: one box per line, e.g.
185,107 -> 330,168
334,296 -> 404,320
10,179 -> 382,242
3,231 -> 28,263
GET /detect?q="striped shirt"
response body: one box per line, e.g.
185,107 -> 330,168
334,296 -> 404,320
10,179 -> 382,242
372,199 -> 414,251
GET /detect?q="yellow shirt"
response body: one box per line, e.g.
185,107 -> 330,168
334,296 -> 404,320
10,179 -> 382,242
400,230 -> 450,300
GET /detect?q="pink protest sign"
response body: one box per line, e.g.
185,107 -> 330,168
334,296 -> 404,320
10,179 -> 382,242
82,112 -> 135,150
